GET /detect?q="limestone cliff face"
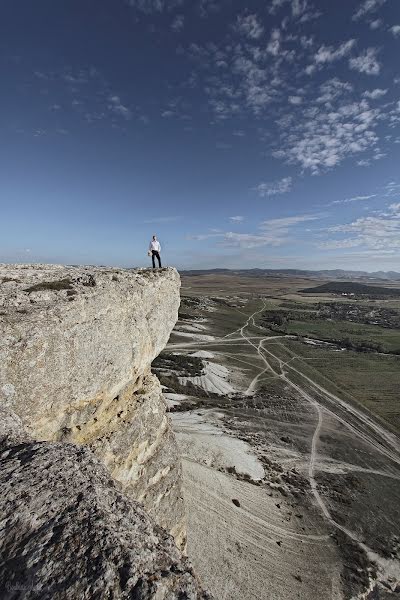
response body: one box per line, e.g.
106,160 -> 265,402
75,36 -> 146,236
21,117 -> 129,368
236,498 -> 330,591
0,264 -> 184,546
0,409 -> 210,599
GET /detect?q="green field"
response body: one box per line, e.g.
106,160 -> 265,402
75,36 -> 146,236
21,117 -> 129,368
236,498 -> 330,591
254,298 -> 400,432
273,339 -> 400,433
285,318 -> 400,353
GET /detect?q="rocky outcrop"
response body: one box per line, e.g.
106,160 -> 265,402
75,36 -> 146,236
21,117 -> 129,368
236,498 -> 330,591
0,264 -> 184,546
0,409 -> 210,599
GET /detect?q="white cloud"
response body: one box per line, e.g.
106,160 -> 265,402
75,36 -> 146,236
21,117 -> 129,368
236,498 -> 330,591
321,203 -> 400,251
316,78 -> 353,104
183,5 -> 396,174
353,0 -> 386,21
314,39 -> 356,64
331,194 -> 377,205
269,0 -> 321,23
369,18 -> 383,29
349,47 -> 381,75
266,29 -> 280,56
236,14 -> 264,39
260,214 -> 320,231
384,181 -> 400,196
221,213 -> 321,248
305,64 -> 317,75
363,88 -> 387,99
171,14 -> 184,31
273,98 -> 381,173
127,0 -> 182,13
220,232 -> 282,248
254,176 -> 292,197
190,212 -> 322,250
229,216 -> 245,222
390,25 -> 400,37
108,96 -> 132,119
198,0 -> 220,18
269,0 -> 290,15
34,70 -> 49,80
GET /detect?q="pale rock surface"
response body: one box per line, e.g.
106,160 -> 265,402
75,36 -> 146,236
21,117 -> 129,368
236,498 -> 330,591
0,409 -> 210,599
0,264 -> 184,545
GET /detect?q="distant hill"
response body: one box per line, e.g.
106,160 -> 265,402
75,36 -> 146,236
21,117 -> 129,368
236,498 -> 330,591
180,268 -> 400,281
300,281 -> 400,297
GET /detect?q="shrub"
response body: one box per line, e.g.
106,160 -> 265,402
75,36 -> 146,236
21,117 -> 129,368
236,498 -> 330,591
25,278 -> 73,293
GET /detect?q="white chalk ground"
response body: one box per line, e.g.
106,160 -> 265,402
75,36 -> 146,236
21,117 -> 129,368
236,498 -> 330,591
164,392 -> 188,408
182,462 -> 342,600
172,410 -> 264,480
179,361 -> 236,396
172,331 -> 216,342
190,350 -> 215,359
173,410 -> 342,600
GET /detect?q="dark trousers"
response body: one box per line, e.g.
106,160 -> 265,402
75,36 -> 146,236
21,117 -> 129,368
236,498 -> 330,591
152,250 -> 161,268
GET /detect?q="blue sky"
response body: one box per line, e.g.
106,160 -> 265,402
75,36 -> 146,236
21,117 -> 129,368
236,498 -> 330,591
1,0 -> 400,271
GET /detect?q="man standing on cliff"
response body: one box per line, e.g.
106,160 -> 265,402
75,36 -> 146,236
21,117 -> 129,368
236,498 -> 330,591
148,235 -> 162,269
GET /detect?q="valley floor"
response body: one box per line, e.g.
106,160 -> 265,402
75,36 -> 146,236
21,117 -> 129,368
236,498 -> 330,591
154,274 -> 400,600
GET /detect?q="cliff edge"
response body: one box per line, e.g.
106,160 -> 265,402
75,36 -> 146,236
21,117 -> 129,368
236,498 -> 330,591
0,264 -> 185,546
0,407 -> 209,599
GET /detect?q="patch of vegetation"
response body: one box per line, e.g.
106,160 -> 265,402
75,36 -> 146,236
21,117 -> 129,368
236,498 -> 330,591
25,278 -> 73,293
210,297 -> 231,306
332,529 -> 376,600
152,352 -> 203,376
317,302 -> 400,329
301,281 -> 400,298
285,319 -> 400,354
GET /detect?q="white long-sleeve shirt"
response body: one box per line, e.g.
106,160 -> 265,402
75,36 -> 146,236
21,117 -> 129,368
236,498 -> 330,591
149,239 -> 161,252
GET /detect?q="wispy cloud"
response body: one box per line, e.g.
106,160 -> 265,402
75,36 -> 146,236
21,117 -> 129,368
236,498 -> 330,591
219,232 -> 283,248
260,213 -> 321,232
254,177 -> 293,197
320,203 -> 400,251
229,216 -> 245,222
362,88 -> 387,99
314,39 -> 356,64
236,14 -> 264,40
331,194 -> 377,205
384,181 -> 400,196
198,0 -> 220,18
273,80 -> 383,173
369,18 -> 383,29
269,0 -> 321,23
390,25 -> 400,37
171,14 -> 184,31
352,0 -> 386,21
108,96 -> 132,119
127,0 -> 182,13
349,47 -> 381,75
190,212 -> 322,249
